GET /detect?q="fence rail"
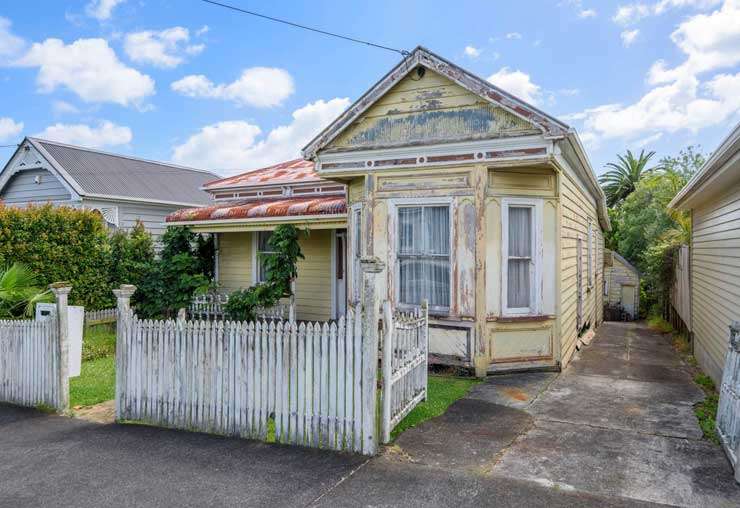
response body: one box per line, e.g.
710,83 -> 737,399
717,322 -> 740,483
381,300 -> 429,443
116,305 -> 377,454
190,290 -> 295,322
85,308 -> 117,325
0,312 -> 67,411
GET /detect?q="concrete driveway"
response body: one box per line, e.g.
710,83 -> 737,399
1,321 -> 738,507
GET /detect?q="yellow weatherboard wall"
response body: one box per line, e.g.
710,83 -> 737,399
217,230 -> 334,322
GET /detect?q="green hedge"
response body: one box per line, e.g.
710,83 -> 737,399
0,204 -> 112,309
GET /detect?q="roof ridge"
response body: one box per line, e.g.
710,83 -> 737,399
29,137 -> 220,177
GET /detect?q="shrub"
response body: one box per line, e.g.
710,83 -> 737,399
109,221 -> 156,293
0,204 -> 111,309
225,225 -> 305,321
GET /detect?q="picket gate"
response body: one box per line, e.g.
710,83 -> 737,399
380,300 -> 429,443
116,305 -> 378,454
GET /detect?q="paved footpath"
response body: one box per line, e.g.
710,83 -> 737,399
1,321 -> 738,507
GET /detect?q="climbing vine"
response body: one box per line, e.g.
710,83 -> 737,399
224,224 -> 305,321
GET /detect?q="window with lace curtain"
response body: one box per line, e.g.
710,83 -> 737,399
502,199 -> 542,315
256,231 -> 276,283
397,204 -> 451,311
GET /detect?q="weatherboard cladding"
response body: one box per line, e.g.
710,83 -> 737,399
34,139 -> 217,205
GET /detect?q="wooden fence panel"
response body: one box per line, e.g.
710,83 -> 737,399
85,308 -> 117,326
0,319 -> 62,410
117,305 -> 378,454
717,322 -> 740,483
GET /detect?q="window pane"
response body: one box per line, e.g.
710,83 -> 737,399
508,207 -> 532,258
399,207 -> 423,254
257,231 -> 274,282
399,256 -> 450,308
424,206 -> 450,255
427,256 -> 450,308
399,257 -> 425,306
508,259 -> 530,308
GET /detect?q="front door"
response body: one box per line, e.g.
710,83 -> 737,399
335,230 -> 347,318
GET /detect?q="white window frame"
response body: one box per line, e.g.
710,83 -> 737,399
253,230 -> 277,283
390,197 -> 453,315
350,203 -> 363,304
501,198 -> 543,317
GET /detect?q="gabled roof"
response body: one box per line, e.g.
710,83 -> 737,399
608,250 -> 640,278
302,46 -> 570,159
203,159 -> 320,191
2,137 -> 218,207
669,122 -> 740,210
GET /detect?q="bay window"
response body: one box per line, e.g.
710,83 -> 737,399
502,199 -> 542,316
397,204 -> 451,311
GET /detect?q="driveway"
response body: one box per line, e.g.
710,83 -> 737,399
1,321 -> 738,507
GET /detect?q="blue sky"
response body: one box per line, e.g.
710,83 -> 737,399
1,0 -> 739,176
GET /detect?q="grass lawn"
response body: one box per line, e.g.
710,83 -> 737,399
70,325 -> 116,408
391,374 -> 480,440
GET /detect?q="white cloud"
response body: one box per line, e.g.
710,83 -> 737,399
613,0 -> 721,25
505,32 -> 522,40
14,38 -> 155,107
621,29 -> 640,46
85,0 -> 126,21
635,132 -> 664,147
575,72 -> 740,141
124,27 -> 205,68
559,88 -> 581,96
171,67 -> 295,108
579,8 -> 598,17
487,67 -> 542,105
35,120 -> 132,148
172,98 -> 350,173
52,100 -> 79,115
648,0 -> 740,83
195,25 -> 210,37
464,46 -> 481,58
0,17 -> 25,61
0,117 -> 23,141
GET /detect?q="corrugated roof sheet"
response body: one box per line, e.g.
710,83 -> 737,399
203,159 -> 320,190
166,196 -> 346,223
32,138 -> 218,205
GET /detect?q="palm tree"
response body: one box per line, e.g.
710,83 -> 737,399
600,150 -> 660,207
0,263 -> 53,319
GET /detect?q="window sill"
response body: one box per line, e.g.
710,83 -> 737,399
488,315 -> 555,323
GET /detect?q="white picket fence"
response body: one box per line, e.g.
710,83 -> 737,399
717,322 -> 740,483
0,319 -> 62,410
85,308 -> 117,325
116,305 -> 379,454
189,293 -> 292,322
381,301 -> 429,443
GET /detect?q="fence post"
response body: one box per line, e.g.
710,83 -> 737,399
360,256 -> 384,455
113,284 -> 136,420
49,282 -> 71,412
421,299 -> 429,402
381,300 -> 394,444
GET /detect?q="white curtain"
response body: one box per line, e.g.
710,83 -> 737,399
398,206 -> 450,308
507,207 -> 532,309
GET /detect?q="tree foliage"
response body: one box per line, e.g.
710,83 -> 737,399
599,149 -> 661,207
0,262 -> 53,318
135,226 -> 213,319
225,225 -> 305,321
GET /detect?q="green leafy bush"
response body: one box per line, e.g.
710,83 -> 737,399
0,204 -> 111,309
225,225 -> 305,321
109,221 -> 155,292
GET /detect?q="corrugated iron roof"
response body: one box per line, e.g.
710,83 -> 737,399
204,159 -> 321,191
29,138 -> 218,205
166,196 -> 346,223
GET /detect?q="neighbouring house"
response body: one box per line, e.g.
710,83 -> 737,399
603,250 -> 640,320
167,47 -> 610,376
0,137 -> 218,237
669,122 -> 740,385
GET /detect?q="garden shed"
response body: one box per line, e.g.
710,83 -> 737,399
603,250 -> 640,320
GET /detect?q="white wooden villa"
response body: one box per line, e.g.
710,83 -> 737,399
167,47 -> 609,376
0,137 -> 218,237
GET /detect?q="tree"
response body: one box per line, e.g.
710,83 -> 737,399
600,150 -> 661,207
0,263 -> 53,318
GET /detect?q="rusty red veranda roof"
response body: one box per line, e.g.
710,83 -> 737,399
203,159 -> 320,190
166,196 -> 347,223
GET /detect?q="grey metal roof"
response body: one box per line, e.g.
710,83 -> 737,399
29,138 -> 219,206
